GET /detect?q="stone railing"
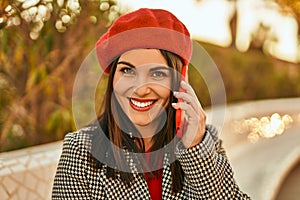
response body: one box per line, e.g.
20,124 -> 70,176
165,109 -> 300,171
0,142 -> 62,199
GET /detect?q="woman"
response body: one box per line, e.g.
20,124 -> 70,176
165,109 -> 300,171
52,8 -> 251,199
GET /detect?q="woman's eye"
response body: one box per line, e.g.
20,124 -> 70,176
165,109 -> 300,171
151,71 -> 168,79
120,67 -> 135,75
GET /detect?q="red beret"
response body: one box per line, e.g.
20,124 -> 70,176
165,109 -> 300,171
95,8 -> 192,74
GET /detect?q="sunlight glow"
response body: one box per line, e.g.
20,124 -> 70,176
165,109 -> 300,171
119,0 -> 234,47
236,0 -> 300,63
121,0 -> 300,63
263,14 -> 300,63
3,0 -> 299,62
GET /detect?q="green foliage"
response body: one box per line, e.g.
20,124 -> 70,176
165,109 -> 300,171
188,65 -> 211,107
0,1 -> 121,152
46,107 -> 74,139
199,42 -> 300,105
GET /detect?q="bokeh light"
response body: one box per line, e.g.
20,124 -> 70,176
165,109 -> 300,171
1,0 -> 120,39
234,113 -> 294,143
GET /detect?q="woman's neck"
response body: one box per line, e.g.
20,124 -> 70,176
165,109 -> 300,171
135,125 -> 154,151
143,137 -> 153,152
134,115 -> 164,152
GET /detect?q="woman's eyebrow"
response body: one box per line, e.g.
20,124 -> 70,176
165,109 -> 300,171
149,66 -> 170,72
117,61 -> 136,68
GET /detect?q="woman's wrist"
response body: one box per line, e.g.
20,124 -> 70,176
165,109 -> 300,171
182,128 -> 206,149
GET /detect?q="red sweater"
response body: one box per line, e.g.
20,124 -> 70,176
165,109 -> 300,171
144,151 -> 163,200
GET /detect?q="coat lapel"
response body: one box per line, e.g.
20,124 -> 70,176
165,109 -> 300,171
162,153 -> 184,199
101,149 -> 151,199
162,153 -> 172,198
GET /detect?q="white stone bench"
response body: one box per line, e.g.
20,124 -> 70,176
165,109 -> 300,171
0,142 -> 62,199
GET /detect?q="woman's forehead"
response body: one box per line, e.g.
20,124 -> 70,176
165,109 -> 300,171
119,49 -> 168,66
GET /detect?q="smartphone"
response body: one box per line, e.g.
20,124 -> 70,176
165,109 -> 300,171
175,64 -> 188,138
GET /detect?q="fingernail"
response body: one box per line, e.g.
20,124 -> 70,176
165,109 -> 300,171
171,103 -> 177,107
173,91 -> 179,96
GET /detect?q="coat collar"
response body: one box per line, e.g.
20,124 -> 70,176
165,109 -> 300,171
87,125 -> 181,199
97,152 -> 175,199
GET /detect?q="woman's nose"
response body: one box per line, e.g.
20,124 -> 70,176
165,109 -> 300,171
132,74 -> 152,96
133,83 -> 151,96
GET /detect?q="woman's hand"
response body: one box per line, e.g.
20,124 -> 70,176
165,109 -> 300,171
172,81 -> 206,148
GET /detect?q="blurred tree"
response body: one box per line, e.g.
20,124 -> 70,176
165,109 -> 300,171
0,0 -> 122,152
0,0 -> 122,38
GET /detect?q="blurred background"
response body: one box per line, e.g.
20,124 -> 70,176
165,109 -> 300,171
0,0 -> 299,199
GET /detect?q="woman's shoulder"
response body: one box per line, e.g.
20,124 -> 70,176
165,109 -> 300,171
56,125 -> 103,178
62,124 -> 100,152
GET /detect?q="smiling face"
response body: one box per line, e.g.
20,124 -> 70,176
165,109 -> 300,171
112,49 -> 172,129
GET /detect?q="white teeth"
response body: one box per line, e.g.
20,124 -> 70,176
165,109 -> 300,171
130,99 -> 154,108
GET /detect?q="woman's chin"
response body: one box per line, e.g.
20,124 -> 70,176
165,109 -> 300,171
132,120 -> 151,127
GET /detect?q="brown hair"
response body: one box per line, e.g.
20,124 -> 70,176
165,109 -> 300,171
95,49 -> 184,193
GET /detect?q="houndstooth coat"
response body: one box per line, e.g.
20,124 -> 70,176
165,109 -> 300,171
52,124 -> 251,199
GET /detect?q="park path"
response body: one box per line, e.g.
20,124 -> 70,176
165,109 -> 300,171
226,124 -> 300,200
212,98 -> 300,200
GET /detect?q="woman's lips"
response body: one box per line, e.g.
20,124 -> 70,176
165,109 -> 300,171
129,98 -> 156,111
